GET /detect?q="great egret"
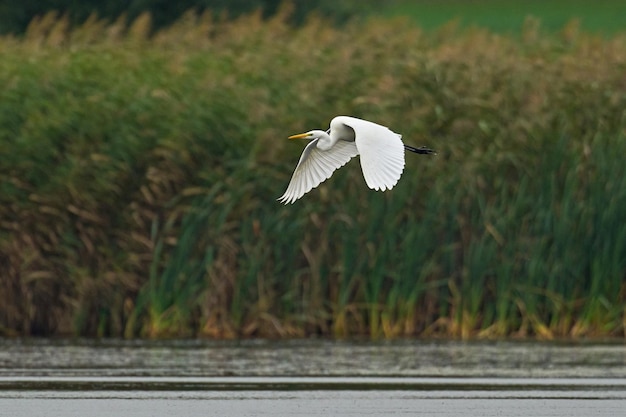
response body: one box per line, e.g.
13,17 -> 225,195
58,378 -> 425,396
278,116 -> 435,204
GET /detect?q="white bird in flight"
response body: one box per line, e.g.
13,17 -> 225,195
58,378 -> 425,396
278,116 -> 435,204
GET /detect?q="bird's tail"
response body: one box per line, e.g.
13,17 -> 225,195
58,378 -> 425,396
405,145 -> 436,155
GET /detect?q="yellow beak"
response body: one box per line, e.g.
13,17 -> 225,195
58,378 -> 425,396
288,133 -> 311,140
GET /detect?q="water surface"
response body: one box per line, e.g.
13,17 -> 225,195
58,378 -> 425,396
1,339 -> 624,416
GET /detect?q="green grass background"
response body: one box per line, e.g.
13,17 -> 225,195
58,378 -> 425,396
382,0 -> 626,33
0,7 -> 625,339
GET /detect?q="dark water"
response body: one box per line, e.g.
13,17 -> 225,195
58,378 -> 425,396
1,339 -> 625,416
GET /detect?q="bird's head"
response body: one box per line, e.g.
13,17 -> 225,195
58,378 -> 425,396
288,130 -> 327,141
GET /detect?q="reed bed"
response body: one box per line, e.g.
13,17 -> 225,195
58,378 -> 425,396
0,10 -> 625,338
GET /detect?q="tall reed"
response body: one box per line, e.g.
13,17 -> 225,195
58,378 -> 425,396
0,11 -> 624,338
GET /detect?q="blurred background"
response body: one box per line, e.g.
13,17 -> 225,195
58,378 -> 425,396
2,0 -> 626,35
0,0 -> 625,339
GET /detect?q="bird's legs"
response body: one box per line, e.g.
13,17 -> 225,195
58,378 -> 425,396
404,145 -> 436,155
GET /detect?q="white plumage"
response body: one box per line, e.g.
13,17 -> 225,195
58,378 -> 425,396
278,116 -> 434,204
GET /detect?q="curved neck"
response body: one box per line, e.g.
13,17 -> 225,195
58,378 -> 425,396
315,130 -> 336,151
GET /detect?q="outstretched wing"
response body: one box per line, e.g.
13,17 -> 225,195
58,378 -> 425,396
278,139 -> 358,204
335,116 -> 405,191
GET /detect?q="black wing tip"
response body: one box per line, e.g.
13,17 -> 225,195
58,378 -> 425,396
405,145 -> 437,155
